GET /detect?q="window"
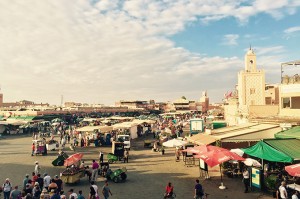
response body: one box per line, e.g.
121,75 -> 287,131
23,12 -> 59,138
291,97 -> 300,109
282,97 -> 291,108
250,88 -> 256,94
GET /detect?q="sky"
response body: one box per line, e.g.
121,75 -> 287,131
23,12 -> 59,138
0,0 -> 300,106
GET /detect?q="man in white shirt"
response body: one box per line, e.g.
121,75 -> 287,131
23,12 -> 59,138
91,181 -> 98,197
43,173 -> 51,190
34,161 -> 40,175
292,190 -> 299,199
68,188 -> 78,199
279,181 -> 288,199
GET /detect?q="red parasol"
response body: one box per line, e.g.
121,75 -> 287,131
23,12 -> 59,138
194,149 -> 245,167
64,153 -> 83,166
285,164 -> 300,177
192,145 -> 245,189
182,145 -> 228,155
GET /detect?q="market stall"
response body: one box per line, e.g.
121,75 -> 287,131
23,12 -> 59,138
61,167 -> 85,184
33,139 -> 47,155
46,139 -> 59,151
60,153 -> 85,184
112,122 -> 138,139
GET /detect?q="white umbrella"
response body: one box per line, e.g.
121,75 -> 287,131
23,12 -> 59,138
162,139 -> 187,148
230,148 -> 244,157
243,158 -> 262,167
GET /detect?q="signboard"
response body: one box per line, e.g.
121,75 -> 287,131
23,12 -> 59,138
199,159 -> 208,171
251,168 -> 261,188
185,144 -> 194,157
190,119 -> 204,134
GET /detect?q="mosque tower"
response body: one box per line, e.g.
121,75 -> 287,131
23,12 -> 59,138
237,48 -> 265,116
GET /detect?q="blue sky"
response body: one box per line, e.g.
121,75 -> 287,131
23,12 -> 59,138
0,0 -> 299,105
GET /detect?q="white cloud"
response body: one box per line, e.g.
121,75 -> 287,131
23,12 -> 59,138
222,34 -> 239,46
284,26 -> 300,34
0,0 -> 298,105
255,46 -> 286,55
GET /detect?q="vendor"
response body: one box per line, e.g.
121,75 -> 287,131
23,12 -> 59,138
153,141 -> 158,152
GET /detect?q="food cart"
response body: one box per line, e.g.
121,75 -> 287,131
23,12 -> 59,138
60,153 -> 85,183
60,167 -> 85,184
33,139 -> 47,155
46,139 -> 59,151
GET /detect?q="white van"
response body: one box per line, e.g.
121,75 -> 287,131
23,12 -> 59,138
117,135 -> 131,150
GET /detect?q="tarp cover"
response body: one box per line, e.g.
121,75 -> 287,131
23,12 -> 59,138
241,140 -> 293,163
274,126 -> 300,139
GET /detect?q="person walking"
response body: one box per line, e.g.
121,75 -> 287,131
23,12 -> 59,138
78,190 -> 85,199
102,181 -> 112,199
10,186 -> 21,199
44,173 -> 51,191
91,160 -> 99,182
36,174 -> 44,189
2,178 -> 12,199
90,181 -> 98,199
68,189 -> 78,199
194,179 -> 204,199
164,182 -> 174,199
99,151 -> 104,163
34,161 -> 41,175
88,187 -> 96,199
53,175 -> 63,193
31,143 -> 35,156
123,150 -> 129,163
242,167 -> 250,193
23,174 -> 30,191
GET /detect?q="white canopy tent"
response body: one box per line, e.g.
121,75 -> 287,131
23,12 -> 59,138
112,122 -> 138,139
76,125 -> 113,133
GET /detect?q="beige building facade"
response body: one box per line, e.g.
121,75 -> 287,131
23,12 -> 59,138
238,48 -> 265,116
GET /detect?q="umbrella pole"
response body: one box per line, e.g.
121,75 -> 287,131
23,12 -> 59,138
219,164 -> 226,189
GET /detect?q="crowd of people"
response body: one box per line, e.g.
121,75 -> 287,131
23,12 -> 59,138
1,169 -> 113,199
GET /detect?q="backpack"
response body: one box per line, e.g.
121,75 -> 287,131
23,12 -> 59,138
17,193 -> 22,199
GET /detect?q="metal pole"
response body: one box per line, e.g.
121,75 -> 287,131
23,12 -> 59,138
281,63 -> 283,83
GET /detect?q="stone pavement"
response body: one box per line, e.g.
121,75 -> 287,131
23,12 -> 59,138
0,134 -> 274,199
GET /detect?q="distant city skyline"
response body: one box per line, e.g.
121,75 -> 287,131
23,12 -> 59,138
0,1 -> 299,106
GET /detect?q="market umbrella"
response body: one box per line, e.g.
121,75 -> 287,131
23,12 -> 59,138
285,164 -> 300,177
243,158 -> 262,167
194,149 -> 245,168
230,148 -> 244,157
194,146 -> 245,189
64,153 -> 83,166
162,139 -> 187,148
182,145 -> 228,154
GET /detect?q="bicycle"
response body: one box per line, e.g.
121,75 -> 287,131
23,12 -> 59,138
163,192 -> 176,199
195,193 -> 209,199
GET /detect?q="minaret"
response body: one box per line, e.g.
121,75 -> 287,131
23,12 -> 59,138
245,47 -> 257,72
238,47 -> 265,116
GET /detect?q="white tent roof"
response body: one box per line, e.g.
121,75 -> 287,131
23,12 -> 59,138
76,125 -> 113,132
0,120 -> 28,125
131,119 -> 156,125
112,122 -> 138,129
109,116 -> 134,120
